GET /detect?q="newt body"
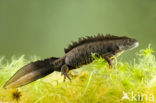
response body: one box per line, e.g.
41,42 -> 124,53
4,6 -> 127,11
4,34 -> 139,88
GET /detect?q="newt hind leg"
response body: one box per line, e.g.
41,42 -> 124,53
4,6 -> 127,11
61,64 -> 72,81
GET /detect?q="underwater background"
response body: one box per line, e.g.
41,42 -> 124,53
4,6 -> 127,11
0,0 -> 156,60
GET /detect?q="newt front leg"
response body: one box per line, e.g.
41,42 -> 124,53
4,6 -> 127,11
103,55 -> 114,69
102,50 -> 124,69
102,53 -> 115,69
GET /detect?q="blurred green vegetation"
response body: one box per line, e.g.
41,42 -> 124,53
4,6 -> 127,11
0,0 -> 156,60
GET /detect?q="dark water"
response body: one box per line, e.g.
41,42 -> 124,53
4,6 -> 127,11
0,0 -> 156,61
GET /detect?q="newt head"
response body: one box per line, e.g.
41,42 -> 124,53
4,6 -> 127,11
118,37 -> 139,51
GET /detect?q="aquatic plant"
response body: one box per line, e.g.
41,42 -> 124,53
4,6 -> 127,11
0,46 -> 156,103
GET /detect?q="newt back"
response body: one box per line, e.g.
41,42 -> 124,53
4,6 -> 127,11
64,34 -> 138,68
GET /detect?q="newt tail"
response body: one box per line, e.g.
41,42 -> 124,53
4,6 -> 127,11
4,34 -> 139,88
3,57 -> 64,88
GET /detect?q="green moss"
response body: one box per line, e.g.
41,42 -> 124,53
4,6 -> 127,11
0,46 -> 156,103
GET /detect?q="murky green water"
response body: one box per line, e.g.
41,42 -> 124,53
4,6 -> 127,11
0,0 -> 156,60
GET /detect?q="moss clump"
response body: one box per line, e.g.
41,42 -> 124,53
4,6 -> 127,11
0,46 -> 156,103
